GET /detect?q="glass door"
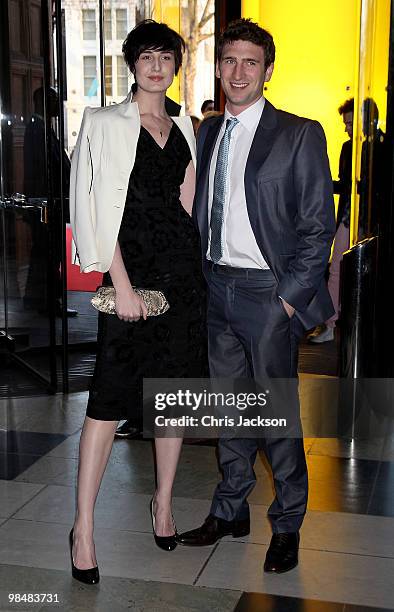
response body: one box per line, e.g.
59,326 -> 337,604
51,0 -> 216,392
350,0 -> 391,245
0,0 -> 57,391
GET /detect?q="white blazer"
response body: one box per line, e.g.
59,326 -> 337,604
70,90 -> 196,273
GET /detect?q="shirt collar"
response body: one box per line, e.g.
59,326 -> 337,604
224,96 -> 265,133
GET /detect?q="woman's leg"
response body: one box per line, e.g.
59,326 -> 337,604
153,437 -> 183,536
72,416 -> 118,569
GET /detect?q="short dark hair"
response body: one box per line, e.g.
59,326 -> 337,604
338,98 -> 354,115
122,19 -> 185,76
201,99 -> 214,114
217,18 -> 275,70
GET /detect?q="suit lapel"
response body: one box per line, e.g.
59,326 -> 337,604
196,100 -> 279,269
244,100 -> 278,229
195,116 -> 223,247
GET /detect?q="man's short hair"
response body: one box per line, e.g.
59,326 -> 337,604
122,19 -> 185,76
201,99 -> 214,114
338,98 -> 354,116
217,18 -> 275,70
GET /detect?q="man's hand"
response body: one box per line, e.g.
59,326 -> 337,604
115,288 -> 148,322
280,298 -> 295,319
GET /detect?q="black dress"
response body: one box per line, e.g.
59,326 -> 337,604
87,122 -> 207,422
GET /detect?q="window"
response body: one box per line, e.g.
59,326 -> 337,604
105,56 -> 112,96
104,9 -> 112,40
116,9 -> 127,40
83,56 -> 97,96
117,56 -> 128,96
82,9 -> 96,40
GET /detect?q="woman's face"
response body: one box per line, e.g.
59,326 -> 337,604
134,49 -> 176,94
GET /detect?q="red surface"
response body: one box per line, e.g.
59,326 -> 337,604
66,225 -> 103,291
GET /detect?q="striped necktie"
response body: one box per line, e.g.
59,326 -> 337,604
209,117 -> 239,263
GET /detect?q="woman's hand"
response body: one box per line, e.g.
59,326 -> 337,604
115,288 -> 148,322
108,242 -> 147,321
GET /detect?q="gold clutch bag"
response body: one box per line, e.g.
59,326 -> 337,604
91,286 -> 170,317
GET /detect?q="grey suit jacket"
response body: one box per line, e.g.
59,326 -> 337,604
193,99 -> 336,330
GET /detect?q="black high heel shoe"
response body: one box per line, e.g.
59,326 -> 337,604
150,499 -> 177,551
69,529 -> 100,584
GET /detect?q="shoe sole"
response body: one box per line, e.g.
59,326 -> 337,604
69,530 -> 100,584
114,432 -> 140,438
177,528 -> 250,546
264,560 -> 298,574
232,528 -> 250,538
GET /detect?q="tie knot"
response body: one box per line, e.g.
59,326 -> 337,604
225,117 -> 238,133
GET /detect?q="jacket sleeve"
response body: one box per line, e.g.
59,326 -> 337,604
277,121 -> 336,311
69,107 -> 99,272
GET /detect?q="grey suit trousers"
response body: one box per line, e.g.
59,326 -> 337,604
207,264 -> 308,533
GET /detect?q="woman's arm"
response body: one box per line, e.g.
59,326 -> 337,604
109,242 -> 147,322
179,160 -> 196,216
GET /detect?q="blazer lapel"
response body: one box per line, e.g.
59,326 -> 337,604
244,100 -> 278,229
172,116 -> 197,168
118,89 -> 135,116
118,90 -> 197,169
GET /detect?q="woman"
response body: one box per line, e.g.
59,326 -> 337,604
69,20 -> 206,584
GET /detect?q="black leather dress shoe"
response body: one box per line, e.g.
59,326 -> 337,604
69,529 -> 99,584
177,514 -> 250,546
114,420 -> 141,439
264,532 -> 300,573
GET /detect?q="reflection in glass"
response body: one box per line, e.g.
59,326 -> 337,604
352,0 -> 390,245
82,9 -> 96,40
180,0 -> 215,115
23,87 -> 71,313
63,1 -> 136,158
58,0 -> 216,352
117,55 -> 129,96
105,55 -> 113,96
104,8 -> 112,39
0,0 -> 58,385
116,8 -> 128,40
83,56 -> 98,97
358,97 -> 385,240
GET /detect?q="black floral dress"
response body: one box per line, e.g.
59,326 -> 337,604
87,123 -> 207,423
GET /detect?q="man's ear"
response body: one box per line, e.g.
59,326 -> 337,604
264,63 -> 274,83
215,59 -> 221,79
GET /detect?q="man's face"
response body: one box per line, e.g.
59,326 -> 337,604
216,40 -> 274,114
343,111 -> 353,139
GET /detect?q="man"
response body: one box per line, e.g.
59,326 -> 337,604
177,19 -> 335,574
309,98 -> 353,343
358,98 -> 385,240
201,99 -> 214,117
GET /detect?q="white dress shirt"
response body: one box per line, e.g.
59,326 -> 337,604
207,96 -> 269,269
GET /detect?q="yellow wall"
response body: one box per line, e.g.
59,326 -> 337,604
359,0 -> 390,130
241,0 -> 261,23
241,1 -> 358,180
153,0 -> 181,103
350,0 -> 391,243
372,0 -> 390,130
